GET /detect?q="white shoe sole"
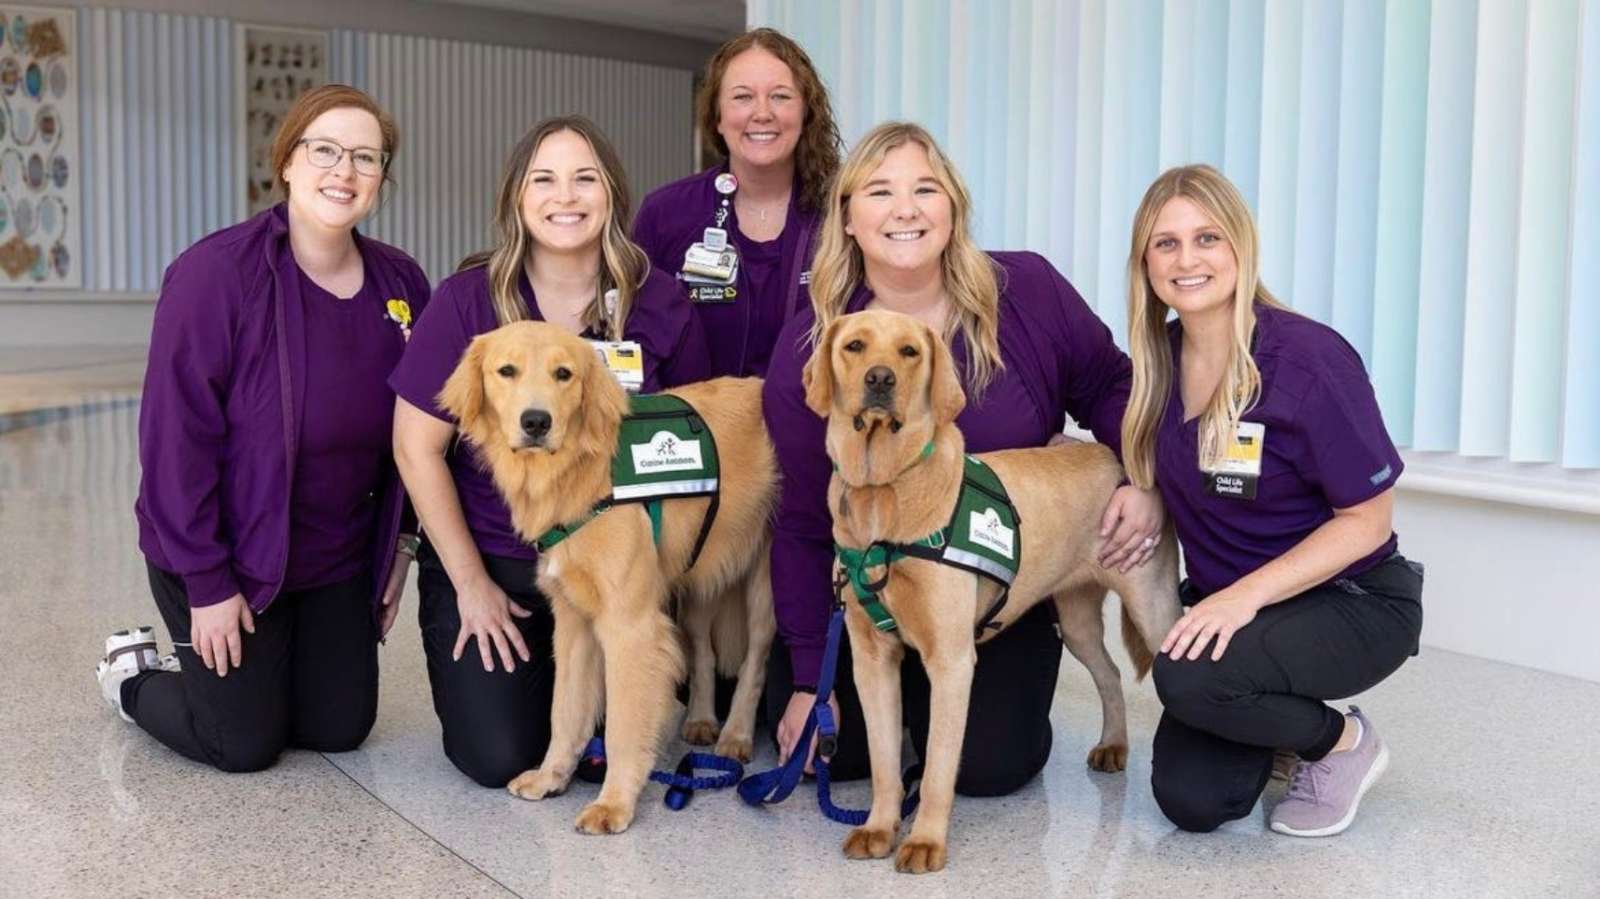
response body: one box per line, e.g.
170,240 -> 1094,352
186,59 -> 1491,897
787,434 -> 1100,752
1270,744 -> 1390,837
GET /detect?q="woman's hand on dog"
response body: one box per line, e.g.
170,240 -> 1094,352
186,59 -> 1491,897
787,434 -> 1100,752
452,576 -> 533,673
1161,590 -> 1259,662
777,689 -> 841,775
1098,484 -> 1165,572
191,594 -> 255,677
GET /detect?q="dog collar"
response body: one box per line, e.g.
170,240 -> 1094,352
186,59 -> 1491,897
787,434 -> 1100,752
831,439 -> 934,477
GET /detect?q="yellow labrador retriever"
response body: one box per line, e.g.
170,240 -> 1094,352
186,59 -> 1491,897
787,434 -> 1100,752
440,320 -> 777,834
804,310 -> 1181,873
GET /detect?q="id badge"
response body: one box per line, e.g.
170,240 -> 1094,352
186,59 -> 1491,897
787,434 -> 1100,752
682,239 -> 738,283
1202,421 -> 1264,500
590,339 -> 644,393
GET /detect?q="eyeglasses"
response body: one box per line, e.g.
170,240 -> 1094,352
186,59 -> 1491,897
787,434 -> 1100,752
296,138 -> 389,176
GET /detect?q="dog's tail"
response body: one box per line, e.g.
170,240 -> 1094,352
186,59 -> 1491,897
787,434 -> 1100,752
1122,604 -> 1156,682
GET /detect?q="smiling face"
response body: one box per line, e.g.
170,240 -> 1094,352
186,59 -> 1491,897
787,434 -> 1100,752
1143,196 -> 1240,318
280,106 -> 384,232
520,128 -> 608,255
844,141 -> 954,284
715,47 -> 804,171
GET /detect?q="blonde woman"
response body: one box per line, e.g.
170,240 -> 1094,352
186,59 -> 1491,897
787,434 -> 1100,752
1123,165 -> 1423,836
390,117 -> 709,787
760,122 -> 1163,793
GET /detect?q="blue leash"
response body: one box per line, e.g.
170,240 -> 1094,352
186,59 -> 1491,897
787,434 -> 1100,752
736,605 -> 922,825
581,737 -> 744,811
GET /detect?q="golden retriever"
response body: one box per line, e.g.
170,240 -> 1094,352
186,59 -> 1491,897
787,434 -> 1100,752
803,310 -> 1182,873
440,320 -> 777,834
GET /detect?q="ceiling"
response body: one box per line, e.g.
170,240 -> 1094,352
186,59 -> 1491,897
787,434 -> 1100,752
433,0 -> 746,42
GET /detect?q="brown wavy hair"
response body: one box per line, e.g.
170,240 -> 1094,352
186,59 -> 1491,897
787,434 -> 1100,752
269,83 -> 398,201
695,27 -> 841,212
459,116 -> 649,338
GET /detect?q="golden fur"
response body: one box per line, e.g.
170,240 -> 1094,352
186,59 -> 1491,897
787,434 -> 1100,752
803,310 -> 1182,873
440,321 -> 777,834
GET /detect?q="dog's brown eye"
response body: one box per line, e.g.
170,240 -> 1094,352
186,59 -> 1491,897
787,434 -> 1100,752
496,364 -> 517,378
553,366 -> 573,382
899,345 -> 919,358
844,339 -> 865,353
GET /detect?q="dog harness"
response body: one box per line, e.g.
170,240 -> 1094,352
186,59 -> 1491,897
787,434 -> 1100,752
533,394 -> 721,566
834,451 -> 1022,635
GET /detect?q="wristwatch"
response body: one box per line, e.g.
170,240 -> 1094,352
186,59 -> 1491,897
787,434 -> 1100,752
396,533 -> 421,557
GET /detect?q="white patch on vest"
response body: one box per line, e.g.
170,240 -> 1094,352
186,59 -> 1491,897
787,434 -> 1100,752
968,507 -> 1015,559
631,430 -> 704,474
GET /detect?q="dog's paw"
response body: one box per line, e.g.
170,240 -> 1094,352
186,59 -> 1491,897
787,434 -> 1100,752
841,825 -> 895,860
682,718 -> 720,746
894,837 -> 947,874
507,768 -> 568,801
1086,742 -> 1128,772
713,734 -> 753,763
574,800 -> 634,835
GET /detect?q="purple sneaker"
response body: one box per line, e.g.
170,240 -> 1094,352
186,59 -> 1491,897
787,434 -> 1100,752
1269,706 -> 1390,837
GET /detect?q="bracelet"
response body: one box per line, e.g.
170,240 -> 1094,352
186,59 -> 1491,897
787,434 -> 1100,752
396,533 -> 421,557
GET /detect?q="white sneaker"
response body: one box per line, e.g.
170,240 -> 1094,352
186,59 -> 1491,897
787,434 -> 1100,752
95,627 -> 161,723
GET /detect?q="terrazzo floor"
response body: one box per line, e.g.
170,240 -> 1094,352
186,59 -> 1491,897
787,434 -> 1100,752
2,351 -> 1596,898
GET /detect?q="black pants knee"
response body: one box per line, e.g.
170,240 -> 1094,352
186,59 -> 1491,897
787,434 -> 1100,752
1149,554 -> 1424,831
124,562 -> 379,773
765,601 -> 1064,797
416,542 -> 556,788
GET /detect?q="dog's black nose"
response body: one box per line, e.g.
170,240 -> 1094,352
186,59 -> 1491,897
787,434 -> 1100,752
865,366 -> 896,393
520,409 -> 552,439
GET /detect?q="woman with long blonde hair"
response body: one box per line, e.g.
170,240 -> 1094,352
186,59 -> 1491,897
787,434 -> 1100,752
760,121 -> 1164,794
1124,165 -> 1422,836
389,116 -> 709,787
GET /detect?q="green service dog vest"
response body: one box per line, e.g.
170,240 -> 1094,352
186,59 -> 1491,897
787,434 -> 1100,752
535,394 -> 721,563
835,453 -> 1021,634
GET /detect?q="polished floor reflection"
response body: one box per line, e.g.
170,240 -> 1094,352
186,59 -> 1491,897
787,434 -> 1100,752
4,353 -> 1597,898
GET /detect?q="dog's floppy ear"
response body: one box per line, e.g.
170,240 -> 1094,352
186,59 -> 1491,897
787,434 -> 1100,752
926,325 -> 967,426
439,335 -> 489,441
803,317 -> 843,417
573,346 -> 629,458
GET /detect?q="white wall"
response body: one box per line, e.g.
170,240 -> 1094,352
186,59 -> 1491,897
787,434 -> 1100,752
1395,488 -> 1600,683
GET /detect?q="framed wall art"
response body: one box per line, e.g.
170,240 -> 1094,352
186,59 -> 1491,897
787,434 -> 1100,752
0,4 -> 79,287
237,23 -> 327,216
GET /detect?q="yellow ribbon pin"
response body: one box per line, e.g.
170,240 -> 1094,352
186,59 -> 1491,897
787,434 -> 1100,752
386,298 -> 412,327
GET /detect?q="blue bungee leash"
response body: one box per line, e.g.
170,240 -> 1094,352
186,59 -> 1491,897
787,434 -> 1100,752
736,602 -> 922,825
580,737 -> 744,812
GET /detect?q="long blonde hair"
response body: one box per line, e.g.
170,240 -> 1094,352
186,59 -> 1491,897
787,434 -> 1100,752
1121,164 -> 1286,488
459,116 -> 648,338
808,122 -> 1003,396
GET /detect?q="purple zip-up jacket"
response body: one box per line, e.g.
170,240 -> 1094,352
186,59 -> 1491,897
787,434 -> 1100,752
135,204 -> 431,613
763,251 -> 1133,687
633,165 -> 821,378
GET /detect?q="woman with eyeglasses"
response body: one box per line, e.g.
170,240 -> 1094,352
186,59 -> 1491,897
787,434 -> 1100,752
97,85 -> 430,772
389,116 -> 710,787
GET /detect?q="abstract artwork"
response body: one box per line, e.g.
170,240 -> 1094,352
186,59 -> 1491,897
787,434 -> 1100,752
238,24 -> 327,216
0,5 -> 78,287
